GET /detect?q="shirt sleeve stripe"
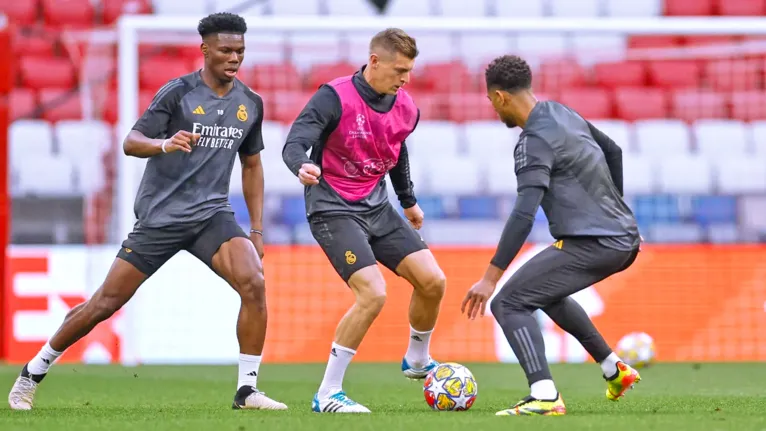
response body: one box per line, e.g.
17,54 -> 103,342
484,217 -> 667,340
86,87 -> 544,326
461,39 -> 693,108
147,78 -> 184,111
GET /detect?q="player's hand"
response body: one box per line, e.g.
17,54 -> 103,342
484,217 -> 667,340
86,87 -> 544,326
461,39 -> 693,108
250,231 -> 265,260
298,163 -> 321,186
403,204 -> 424,230
461,279 -> 495,320
162,130 -> 200,153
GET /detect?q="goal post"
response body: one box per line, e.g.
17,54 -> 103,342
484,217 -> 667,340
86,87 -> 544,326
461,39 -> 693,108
115,14 -> 766,242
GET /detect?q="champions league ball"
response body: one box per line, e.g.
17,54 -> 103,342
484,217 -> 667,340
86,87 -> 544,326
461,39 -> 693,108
615,332 -> 656,369
423,362 -> 478,411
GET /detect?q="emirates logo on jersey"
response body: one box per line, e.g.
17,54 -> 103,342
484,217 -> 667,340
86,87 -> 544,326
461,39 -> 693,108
192,122 -> 245,150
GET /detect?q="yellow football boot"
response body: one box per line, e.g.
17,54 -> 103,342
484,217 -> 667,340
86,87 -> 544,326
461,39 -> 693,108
495,393 -> 567,416
605,361 -> 641,401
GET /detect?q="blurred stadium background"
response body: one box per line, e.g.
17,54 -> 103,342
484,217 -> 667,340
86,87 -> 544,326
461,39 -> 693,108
0,0 -> 765,367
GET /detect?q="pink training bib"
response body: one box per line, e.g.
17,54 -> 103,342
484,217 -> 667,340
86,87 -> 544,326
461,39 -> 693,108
321,75 -> 418,202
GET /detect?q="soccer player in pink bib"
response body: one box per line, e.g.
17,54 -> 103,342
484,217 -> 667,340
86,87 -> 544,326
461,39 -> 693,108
282,28 -> 446,413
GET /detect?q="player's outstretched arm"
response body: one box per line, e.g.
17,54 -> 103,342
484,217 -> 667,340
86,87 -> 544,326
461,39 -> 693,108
585,121 -> 624,196
462,134 -> 553,319
282,86 -> 341,183
125,78 -> 196,158
123,130 -> 197,158
461,184 -> 544,319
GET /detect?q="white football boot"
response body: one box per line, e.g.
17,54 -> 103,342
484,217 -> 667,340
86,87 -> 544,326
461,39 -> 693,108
312,391 -> 371,413
232,385 -> 288,410
8,365 -> 44,411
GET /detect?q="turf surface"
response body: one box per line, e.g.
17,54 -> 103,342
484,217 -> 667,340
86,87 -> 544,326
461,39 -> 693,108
1,363 -> 764,430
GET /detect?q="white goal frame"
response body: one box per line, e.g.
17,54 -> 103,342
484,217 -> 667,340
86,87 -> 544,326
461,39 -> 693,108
116,15 -> 766,242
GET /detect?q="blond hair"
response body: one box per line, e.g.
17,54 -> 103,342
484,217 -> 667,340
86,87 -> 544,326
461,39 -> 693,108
369,28 -> 419,59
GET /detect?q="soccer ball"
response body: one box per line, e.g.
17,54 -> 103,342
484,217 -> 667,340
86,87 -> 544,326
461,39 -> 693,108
615,332 -> 656,369
423,362 -> 478,411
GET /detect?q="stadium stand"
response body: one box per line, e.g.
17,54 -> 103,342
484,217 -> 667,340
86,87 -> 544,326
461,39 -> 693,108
5,0 -> 766,245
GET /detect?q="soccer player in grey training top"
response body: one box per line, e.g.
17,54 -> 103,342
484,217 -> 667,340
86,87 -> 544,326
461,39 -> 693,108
460,55 -> 642,416
8,13 -> 287,411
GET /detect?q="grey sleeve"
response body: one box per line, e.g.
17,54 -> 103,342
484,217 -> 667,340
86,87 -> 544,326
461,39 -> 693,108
388,141 -> 417,208
132,78 -> 186,139
514,133 -> 555,191
388,110 -> 420,209
490,184 -> 545,270
240,92 -> 265,156
585,120 -> 624,195
282,85 -> 341,175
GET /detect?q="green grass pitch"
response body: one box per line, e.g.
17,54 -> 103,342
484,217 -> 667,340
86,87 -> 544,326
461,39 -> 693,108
1,363 -> 765,430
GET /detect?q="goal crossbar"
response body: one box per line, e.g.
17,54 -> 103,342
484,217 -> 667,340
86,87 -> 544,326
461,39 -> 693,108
116,15 -> 766,244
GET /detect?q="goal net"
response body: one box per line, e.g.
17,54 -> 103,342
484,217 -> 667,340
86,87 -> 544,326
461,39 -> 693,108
93,15 -> 766,364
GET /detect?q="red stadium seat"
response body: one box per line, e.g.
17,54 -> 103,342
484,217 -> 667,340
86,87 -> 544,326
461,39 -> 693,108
683,36 -> 739,46
0,0 -> 39,25
704,59 -> 761,91
249,63 -> 302,92
12,30 -> 57,57
407,91 -> 447,121
101,90 -> 153,124
559,88 -> 613,119
306,62 -> 357,90
671,89 -> 729,121
536,60 -> 586,93
102,0 -> 153,24
592,61 -> 646,88
647,60 -> 701,88
665,0 -> 714,15
39,89 -> 83,122
270,91 -> 312,124
10,88 -> 37,120
41,0 -> 95,28
19,56 -> 77,89
731,91 -> 766,121
614,87 -> 669,120
717,0 -> 766,15
627,36 -> 682,49
446,93 -> 498,122
413,62 -> 477,93
139,57 -> 194,93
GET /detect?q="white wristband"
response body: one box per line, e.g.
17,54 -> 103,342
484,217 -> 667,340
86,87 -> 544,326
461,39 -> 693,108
161,139 -> 169,153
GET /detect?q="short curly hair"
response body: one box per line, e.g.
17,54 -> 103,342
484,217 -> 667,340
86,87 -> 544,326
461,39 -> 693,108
485,55 -> 532,93
197,12 -> 247,38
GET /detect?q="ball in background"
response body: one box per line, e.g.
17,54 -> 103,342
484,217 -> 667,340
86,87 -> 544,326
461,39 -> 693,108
423,362 -> 478,411
616,331 -> 656,369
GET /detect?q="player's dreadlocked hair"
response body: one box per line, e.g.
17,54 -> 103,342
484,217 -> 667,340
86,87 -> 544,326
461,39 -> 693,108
484,55 -> 533,93
197,12 -> 248,38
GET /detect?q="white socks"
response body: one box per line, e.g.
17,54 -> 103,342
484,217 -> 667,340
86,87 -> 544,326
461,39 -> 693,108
404,326 -> 433,369
530,379 -> 558,400
600,352 -> 621,377
237,353 -> 262,389
318,342 -> 355,399
27,342 -> 62,375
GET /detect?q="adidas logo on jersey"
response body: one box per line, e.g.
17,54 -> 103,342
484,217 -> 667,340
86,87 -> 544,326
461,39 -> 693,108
193,106 -> 206,115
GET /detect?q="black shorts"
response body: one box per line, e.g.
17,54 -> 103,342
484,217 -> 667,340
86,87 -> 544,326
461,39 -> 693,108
309,204 -> 429,282
117,211 -> 248,276
498,237 -> 639,311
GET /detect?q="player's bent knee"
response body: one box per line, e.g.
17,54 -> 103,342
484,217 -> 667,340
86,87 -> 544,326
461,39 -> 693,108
85,292 -> 125,323
349,267 -> 387,315
234,270 -> 266,304
418,271 -> 446,301
357,289 -> 386,315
